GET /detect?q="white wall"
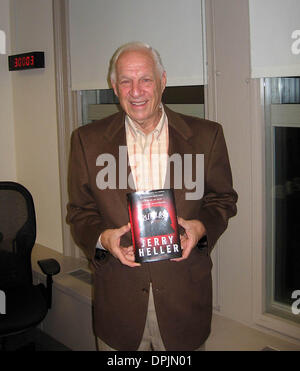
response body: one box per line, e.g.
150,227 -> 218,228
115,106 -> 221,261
0,0 -> 17,180
10,0 -> 63,253
207,0 -> 253,326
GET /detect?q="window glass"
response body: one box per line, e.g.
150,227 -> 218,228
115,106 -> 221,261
264,77 -> 300,323
79,86 -> 205,126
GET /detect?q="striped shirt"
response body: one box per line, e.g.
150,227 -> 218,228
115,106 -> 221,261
125,106 -> 169,192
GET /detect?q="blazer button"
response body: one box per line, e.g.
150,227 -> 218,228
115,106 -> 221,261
95,248 -> 108,261
142,288 -> 149,293
99,251 -> 107,260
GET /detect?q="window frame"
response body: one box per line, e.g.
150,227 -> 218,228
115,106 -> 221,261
251,78 -> 300,338
264,77 -> 300,324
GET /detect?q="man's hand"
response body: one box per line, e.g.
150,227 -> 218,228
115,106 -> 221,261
171,217 -> 206,262
100,223 -> 141,267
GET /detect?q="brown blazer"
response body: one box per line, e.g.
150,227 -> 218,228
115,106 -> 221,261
67,106 -> 237,350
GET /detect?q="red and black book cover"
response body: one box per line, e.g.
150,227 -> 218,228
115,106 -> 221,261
127,189 -> 182,263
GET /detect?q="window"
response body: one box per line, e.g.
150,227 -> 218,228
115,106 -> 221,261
264,77 -> 300,323
78,86 -> 205,126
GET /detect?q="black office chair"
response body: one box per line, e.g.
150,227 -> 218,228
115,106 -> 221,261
0,181 -> 60,351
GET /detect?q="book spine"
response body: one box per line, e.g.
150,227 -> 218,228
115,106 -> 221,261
127,200 -> 136,252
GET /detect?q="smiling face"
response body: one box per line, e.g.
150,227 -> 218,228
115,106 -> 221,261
111,49 -> 167,133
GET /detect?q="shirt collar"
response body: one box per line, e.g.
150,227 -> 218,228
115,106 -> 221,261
125,104 -> 166,140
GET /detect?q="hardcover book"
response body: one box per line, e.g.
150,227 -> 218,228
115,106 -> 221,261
127,189 -> 182,263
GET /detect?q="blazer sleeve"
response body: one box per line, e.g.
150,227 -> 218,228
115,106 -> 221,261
198,124 -> 238,252
66,128 -> 106,259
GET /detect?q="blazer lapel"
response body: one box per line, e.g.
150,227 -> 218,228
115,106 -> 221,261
164,106 -> 195,211
103,111 -> 136,213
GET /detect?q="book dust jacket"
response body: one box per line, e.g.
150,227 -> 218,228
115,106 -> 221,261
127,189 -> 182,263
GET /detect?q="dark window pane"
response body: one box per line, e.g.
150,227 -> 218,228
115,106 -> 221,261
274,127 -> 300,304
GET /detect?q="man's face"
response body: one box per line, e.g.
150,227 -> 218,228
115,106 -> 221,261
111,49 -> 166,132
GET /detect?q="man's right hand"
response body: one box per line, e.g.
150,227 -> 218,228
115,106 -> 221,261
100,223 -> 141,267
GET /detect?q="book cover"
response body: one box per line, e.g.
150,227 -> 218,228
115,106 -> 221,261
127,189 -> 182,263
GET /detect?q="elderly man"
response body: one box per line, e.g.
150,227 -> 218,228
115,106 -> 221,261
67,42 -> 237,351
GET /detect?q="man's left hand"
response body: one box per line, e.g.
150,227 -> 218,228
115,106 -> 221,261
171,217 -> 206,262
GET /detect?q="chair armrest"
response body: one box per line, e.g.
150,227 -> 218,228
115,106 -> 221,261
37,259 -> 60,309
38,258 -> 60,276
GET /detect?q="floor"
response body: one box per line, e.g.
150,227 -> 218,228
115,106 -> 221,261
34,329 -> 71,351
3,317 -> 300,351
1,328 -> 71,351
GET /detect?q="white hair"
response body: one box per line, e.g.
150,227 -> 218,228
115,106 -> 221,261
110,41 -> 165,83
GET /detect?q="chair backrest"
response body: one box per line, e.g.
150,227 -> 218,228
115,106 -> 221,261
0,182 -> 36,290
